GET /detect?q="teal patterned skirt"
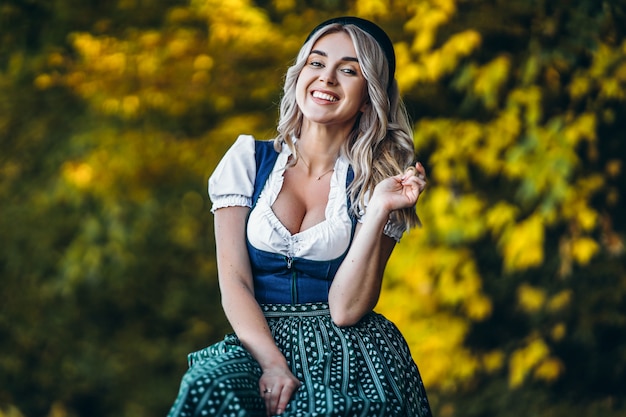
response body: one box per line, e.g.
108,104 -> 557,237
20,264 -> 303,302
167,303 -> 432,417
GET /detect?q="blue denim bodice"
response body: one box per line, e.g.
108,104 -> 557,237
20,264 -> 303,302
248,140 -> 355,304
246,242 -> 349,304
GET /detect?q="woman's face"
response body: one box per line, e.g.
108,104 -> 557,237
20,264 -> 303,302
295,31 -> 368,131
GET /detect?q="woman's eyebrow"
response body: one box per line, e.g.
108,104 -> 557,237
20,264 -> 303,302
310,49 -> 359,63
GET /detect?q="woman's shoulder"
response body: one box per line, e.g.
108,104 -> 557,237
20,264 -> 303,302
232,133 -> 257,150
234,135 -> 282,157
207,135 -> 259,211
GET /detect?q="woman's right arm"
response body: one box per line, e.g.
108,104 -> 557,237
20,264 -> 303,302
214,206 -> 300,416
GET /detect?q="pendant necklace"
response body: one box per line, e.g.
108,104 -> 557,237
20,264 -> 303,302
296,144 -> 336,180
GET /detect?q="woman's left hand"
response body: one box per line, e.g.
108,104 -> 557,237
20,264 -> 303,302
370,162 -> 427,213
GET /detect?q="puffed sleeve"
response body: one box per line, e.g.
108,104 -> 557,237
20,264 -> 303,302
208,134 -> 256,212
357,195 -> 406,242
382,216 -> 406,242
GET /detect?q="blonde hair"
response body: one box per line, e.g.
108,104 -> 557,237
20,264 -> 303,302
274,23 -> 420,230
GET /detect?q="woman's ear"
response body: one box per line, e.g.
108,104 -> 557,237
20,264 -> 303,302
360,99 -> 371,113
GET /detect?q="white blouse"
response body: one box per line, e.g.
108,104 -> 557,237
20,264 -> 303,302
208,135 -> 405,261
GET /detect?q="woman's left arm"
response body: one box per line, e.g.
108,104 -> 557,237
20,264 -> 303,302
328,163 -> 426,326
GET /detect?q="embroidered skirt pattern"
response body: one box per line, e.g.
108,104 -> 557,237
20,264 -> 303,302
167,303 -> 432,417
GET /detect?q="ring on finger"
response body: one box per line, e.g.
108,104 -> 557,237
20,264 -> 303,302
263,388 -> 272,394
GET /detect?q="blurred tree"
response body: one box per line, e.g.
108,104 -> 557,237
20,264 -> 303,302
1,0 -> 625,416
377,0 -> 626,416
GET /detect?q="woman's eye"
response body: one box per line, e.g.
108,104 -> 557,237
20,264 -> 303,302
309,60 -> 323,67
341,68 -> 357,75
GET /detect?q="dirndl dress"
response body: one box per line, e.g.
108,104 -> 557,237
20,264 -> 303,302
167,303 -> 432,417
166,137 -> 432,416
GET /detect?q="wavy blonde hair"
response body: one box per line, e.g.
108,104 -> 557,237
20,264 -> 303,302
274,23 -> 420,230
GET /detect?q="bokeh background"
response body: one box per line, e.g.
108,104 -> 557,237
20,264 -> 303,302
1,0 -> 625,416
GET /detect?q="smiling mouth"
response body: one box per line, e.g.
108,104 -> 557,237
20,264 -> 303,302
312,91 -> 339,102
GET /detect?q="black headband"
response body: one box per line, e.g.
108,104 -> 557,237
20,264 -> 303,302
304,16 -> 396,89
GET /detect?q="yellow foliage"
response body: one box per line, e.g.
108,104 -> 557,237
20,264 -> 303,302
62,162 -> 94,189
464,294 -> 492,320
434,0 -> 456,14
72,33 -> 102,58
487,107 -> 522,145
47,402 -> 68,417
578,206 -> 598,232
405,1 -> 453,52
473,55 -> 511,109
564,112 -> 597,146
34,73 -> 54,90
398,0 -> 479,90
389,17 -> 618,389
571,237 -> 599,265
502,215 -> 545,272
102,98 -> 120,114
534,357 -> 564,383
410,9 -> 450,52
418,31 -> 482,82
355,0 -> 389,17
437,257 -> 482,306
62,26 -> 219,118
400,315 -> 479,390
138,31 -> 161,47
166,6 -> 193,23
508,337 -> 550,388
192,71 -> 210,87
600,77 -> 625,99
568,75 -> 591,100
517,283 -> 546,313
583,40 -> 626,100
550,323 -> 567,341
421,187 -> 486,242
560,176 -> 602,234
122,95 -> 140,118
137,55 -> 159,76
99,51 -> 126,74
195,0 -> 279,47
382,236 -> 492,389
272,0 -> 295,12
0,405 -> 25,417
482,350 -> 505,373
438,404 -> 455,417
547,290 -> 572,313
395,42 -> 422,90
47,52 -> 64,66
193,54 -> 214,71
167,38 -> 190,59
606,159 -> 622,178
589,43 -> 614,78
171,213 -> 202,249
486,202 -> 519,235
506,86 -> 543,126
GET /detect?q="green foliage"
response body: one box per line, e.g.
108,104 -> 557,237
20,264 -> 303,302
1,0 -> 625,416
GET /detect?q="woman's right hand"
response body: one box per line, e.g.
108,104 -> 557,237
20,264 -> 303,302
259,366 -> 301,416
215,206 -> 301,415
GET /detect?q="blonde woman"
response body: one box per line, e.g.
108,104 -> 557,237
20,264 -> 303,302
168,16 -> 432,417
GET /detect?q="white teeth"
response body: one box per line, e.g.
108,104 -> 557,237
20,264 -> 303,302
312,91 -> 338,102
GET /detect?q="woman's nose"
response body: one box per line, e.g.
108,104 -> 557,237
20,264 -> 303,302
319,69 -> 336,85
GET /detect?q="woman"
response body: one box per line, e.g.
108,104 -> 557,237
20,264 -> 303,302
168,16 -> 432,417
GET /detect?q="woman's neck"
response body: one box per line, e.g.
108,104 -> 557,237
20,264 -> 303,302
297,122 -> 347,161
294,125 -> 345,180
